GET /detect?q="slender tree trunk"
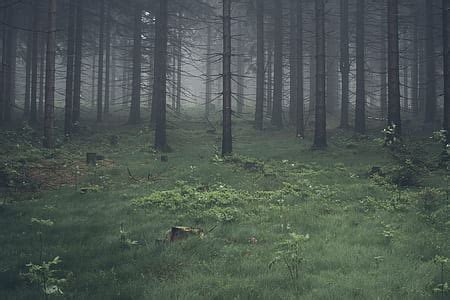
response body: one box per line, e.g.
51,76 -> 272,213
38,36 -> 45,122
355,0 -> 366,134
289,0 -> 297,126
0,9 -> 6,124
30,0 -> 39,125
4,9 -> 17,123
296,0 -> 304,137
313,0 -> 327,149
91,55 -> 96,108
104,4 -> 111,114
271,0 -> 283,128
380,20 -> 388,119
176,28 -> 182,113
255,0 -> 265,130
236,20 -> 244,114
129,5 -> 142,124
222,0 -> 232,155
339,0 -> 349,128
326,0 -> 339,114
411,2 -> 419,115
266,39 -> 273,116
96,0 -> 105,122
153,0 -> 169,151
3,7 -> 17,124
64,0 -> 76,137
24,30 -> 32,118
205,24 -> 212,118
388,0 -> 401,136
443,0 -> 449,140
73,0 -> 84,125
171,41 -> 176,109
43,0 -> 57,148
425,0 -> 436,123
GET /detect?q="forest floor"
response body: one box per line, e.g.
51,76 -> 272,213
0,115 -> 449,299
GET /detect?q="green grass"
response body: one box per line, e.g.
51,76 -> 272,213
0,116 -> 449,299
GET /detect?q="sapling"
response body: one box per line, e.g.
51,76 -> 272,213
433,255 -> 449,299
269,233 -> 310,282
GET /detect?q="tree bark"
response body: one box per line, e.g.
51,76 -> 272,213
38,35 -> 45,122
271,0 -> 283,128
129,5 -> 142,124
96,0 -> 105,122
30,0 -> 40,125
411,1 -> 419,115
339,0 -> 349,128
425,0 -> 436,123
153,0 -> 169,151
313,0 -> 327,149
355,0 -> 366,134
289,0 -> 297,126
64,0 -> 76,137
205,24 -> 212,118
266,38 -> 273,116
388,0 -> 401,136
296,0 -> 304,137
4,8 -> 17,123
222,0 -> 233,155
73,0 -> 84,125
24,30 -> 32,118
43,0 -> 57,148
104,4 -> 111,114
236,20 -> 244,115
443,0 -> 450,140
255,0 -> 264,130
176,28 -> 182,113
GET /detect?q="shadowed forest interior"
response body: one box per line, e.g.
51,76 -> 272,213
0,0 -> 449,299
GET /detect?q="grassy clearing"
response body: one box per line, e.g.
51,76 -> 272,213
0,117 -> 449,299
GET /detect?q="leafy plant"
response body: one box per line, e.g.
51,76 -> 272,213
119,223 -> 139,249
269,233 -> 310,281
433,256 -> 449,299
22,256 -> 66,298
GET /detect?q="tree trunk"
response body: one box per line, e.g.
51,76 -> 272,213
96,0 -> 105,122
104,4 -> 111,114
313,0 -> 327,149
236,20 -> 244,115
129,5 -> 142,124
64,0 -> 76,137
271,0 -> 283,128
30,0 -> 40,125
388,0 -> 401,136
205,24 -> 212,118
355,0 -> 366,134
255,0 -> 265,130
176,28 -> 182,113
4,8 -> 17,123
24,30 -> 32,119
411,2 -> 419,115
443,0 -> 449,140
296,0 -> 304,137
91,55 -> 96,108
326,0 -> 339,114
425,0 -> 436,123
222,0 -> 233,155
43,0 -> 57,148
266,38 -> 273,116
153,0 -> 169,151
73,0 -> 84,125
38,35 -> 45,122
339,0 -> 349,128
0,9 -> 6,124
289,0 -> 297,126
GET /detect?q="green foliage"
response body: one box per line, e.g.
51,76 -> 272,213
269,233 -> 310,281
22,256 -> 66,297
388,159 -> 420,187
